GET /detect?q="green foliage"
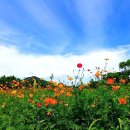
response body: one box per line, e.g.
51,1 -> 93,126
119,59 -> 130,70
0,75 -> 20,84
0,76 -> 54,89
0,84 -> 129,129
0,59 -> 130,129
89,79 -> 100,88
24,76 -> 50,88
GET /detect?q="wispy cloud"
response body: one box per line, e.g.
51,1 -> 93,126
0,0 -> 130,56
74,0 -> 113,46
0,1 -> 73,54
0,19 -> 66,54
0,44 -> 129,82
18,0 -> 70,36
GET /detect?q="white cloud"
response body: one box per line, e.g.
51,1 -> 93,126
0,44 -> 129,82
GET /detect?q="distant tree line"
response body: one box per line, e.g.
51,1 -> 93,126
105,59 -> 130,83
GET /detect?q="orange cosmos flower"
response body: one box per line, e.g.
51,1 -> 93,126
107,78 -> 114,85
95,71 -> 101,77
11,90 -> 17,96
66,87 -> 73,91
58,83 -> 64,88
78,85 -> 83,90
29,93 -> 34,98
44,98 -> 57,107
54,88 -> 59,93
17,82 -> 20,86
54,93 -> 60,97
120,79 -> 126,84
17,93 -> 24,98
66,92 -> 72,97
21,80 -> 25,83
27,99 -> 35,104
50,99 -> 57,105
68,76 -> 73,81
112,85 -> 120,91
22,86 -> 25,90
46,98 -> 51,103
12,80 -> 16,83
47,85 -> 52,90
59,89 -> 65,95
53,82 -> 58,86
118,98 -> 126,104
49,80 -> 53,84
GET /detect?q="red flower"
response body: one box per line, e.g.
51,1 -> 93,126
104,70 -> 108,72
78,85 -> 83,90
77,63 -> 82,68
118,98 -> 126,104
36,102 -> 42,108
107,78 -> 114,85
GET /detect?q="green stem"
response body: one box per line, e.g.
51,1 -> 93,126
88,119 -> 101,130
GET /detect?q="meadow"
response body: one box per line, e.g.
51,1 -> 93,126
0,60 -> 130,130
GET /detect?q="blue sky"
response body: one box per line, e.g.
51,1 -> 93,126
0,0 -> 130,55
0,0 -> 130,81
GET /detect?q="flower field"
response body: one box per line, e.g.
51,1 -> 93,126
0,60 -> 130,130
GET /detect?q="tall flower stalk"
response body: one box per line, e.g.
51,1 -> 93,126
73,63 -> 85,87
103,58 -> 109,71
100,58 -> 109,80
